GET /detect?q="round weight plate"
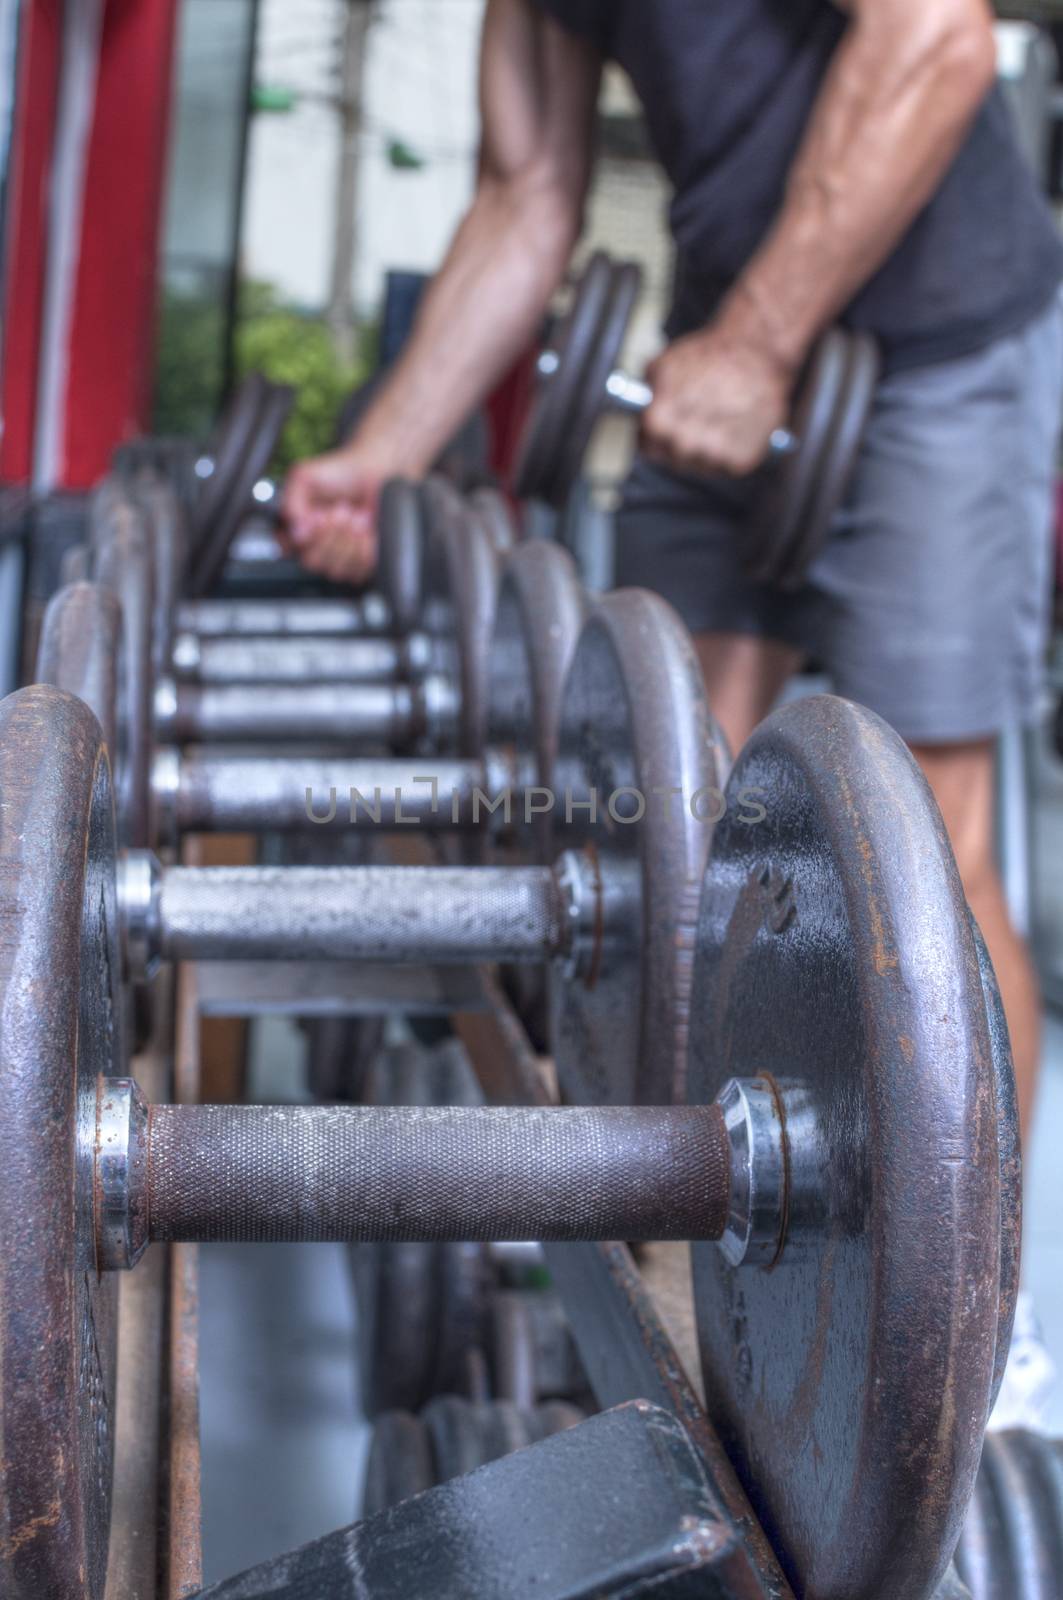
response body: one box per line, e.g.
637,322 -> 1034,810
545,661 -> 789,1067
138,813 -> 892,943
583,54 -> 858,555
973,919 -> 1022,1409
377,478 -> 426,635
36,581 -> 123,763
193,371 -> 269,556
361,1412 -> 436,1518
486,541 -> 587,862
468,486 -> 519,560
743,328 -> 850,585
423,1396 -> 499,1481
0,686 -> 123,1600
549,258 -> 641,509
188,380 -> 294,598
421,476 -> 500,758
94,501 -> 155,850
688,695 -> 1003,1600
135,469 -> 187,679
514,252 -> 616,506
60,543 -> 91,585
955,1431 -> 1063,1599
778,331 -> 880,592
551,590 -> 728,1107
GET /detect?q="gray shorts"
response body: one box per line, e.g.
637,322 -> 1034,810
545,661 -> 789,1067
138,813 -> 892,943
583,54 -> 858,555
615,296 -> 1063,744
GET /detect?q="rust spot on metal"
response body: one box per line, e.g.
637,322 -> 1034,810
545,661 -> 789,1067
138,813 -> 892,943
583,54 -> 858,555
1,1497 -> 63,1558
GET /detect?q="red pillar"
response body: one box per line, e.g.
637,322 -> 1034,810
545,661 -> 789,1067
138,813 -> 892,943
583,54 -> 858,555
0,0 -> 65,483
62,0 -> 180,487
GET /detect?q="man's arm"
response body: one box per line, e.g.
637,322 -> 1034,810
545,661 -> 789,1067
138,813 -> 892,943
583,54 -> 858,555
644,0 -> 998,478
284,0 -> 601,579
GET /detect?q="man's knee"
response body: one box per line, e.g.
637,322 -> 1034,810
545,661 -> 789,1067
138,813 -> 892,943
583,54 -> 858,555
909,739 -> 999,901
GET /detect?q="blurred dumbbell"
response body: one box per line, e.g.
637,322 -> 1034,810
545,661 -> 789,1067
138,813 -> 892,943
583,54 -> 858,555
516,250 -> 879,590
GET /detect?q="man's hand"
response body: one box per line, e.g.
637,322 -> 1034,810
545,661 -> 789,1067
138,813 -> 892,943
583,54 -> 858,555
280,448 -> 392,586
640,327 -> 794,480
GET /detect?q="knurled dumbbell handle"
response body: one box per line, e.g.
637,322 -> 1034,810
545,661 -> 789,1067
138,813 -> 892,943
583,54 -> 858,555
151,863 -> 569,965
145,1102 -> 731,1247
176,595 -> 392,639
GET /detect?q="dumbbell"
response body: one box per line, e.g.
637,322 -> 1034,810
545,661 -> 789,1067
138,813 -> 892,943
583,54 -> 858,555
116,586 -> 719,1108
352,1039 -> 589,1419
38,532 -> 585,857
110,373 -> 296,599
166,476 -> 518,664
515,250 -> 880,590
0,679 -> 1018,1600
54,478 -> 522,848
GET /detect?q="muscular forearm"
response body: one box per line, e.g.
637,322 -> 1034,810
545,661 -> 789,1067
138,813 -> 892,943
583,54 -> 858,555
718,1 -> 998,373
354,174 -> 577,475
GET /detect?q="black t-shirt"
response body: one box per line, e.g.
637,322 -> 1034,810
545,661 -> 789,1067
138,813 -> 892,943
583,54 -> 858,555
532,0 -> 1063,368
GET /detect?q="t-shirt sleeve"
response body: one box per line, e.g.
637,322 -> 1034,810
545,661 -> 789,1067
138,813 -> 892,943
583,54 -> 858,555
529,0 -> 613,53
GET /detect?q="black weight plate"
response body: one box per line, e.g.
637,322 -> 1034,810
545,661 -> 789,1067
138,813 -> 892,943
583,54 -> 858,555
193,371 -> 269,557
955,1432 -> 1063,1599
490,1292 -> 539,1409
551,590 -> 728,1107
549,259 -> 642,510
688,695 -> 1003,1600
188,380 -> 294,598
778,331 -> 880,592
361,1411 -> 435,1518
0,686 -> 123,1600
94,499 -> 155,850
423,1396 -> 499,1482
422,476 -> 500,758
36,581 -> 122,763
377,478 -> 426,635
743,328 -> 850,585
486,540 -> 587,862
514,252 -> 616,505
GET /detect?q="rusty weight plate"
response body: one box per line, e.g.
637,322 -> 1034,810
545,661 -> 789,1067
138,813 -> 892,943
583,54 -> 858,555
514,252 -> 617,507
188,379 -> 294,597
421,476 -> 500,757
485,540 -> 587,862
94,499 -> 155,849
0,686 -> 123,1600
550,258 -> 642,510
688,694 -> 1008,1600
36,581 -> 123,763
377,477 -> 427,635
550,590 -> 728,1107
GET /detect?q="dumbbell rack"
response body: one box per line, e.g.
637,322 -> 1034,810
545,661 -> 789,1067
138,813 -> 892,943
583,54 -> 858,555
120,829 -> 788,1600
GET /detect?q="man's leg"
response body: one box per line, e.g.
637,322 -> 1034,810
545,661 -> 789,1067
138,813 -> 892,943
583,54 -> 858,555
911,740 -> 1041,1146
693,633 -> 803,756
